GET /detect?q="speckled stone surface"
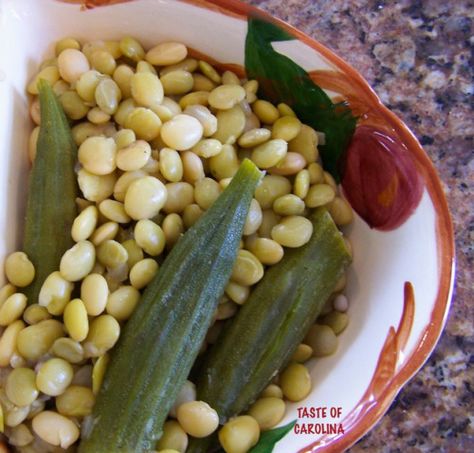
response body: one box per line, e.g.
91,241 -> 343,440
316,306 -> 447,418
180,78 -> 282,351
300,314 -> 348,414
244,0 -> 473,451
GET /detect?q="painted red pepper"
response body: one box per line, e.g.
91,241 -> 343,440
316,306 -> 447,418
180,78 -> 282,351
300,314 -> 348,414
341,125 -> 423,231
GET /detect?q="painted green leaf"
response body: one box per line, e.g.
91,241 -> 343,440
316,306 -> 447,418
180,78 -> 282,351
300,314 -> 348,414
248,420 -> 297,453
245,17 -> 357,181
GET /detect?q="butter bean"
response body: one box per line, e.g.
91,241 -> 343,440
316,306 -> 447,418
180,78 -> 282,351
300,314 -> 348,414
60,241 -> 96,282
87,107 -> 111,125
162,213 -> 184,248
28,66 -> 60,95
290,343 -> 313,363
60,90 -> 89,120
90,49 -> 116,75
253,100 -> 279,124
160,148 -> 183,182
251,139 -> 287,169
194,178 -> 221,210
156,420 -> 188,452
219,416 -> 260,453
209,144 -> 240,180
55,37 -> 80,55
177,401 -> 219,438
161,70 -> 194,95
279,363 -> 311,402
271,115 -> 301,141
182,204 -> 203,228
305,324 -> 338,356
271,216 -> 313,248
113,170 -> 147,202
119,36 -> 145,62
51,337 -> 84,364
97,240 -> 128,268
208,85 -> 246,110
113,64 -> 134,98
231,250 -> 264,286
268,152 -> 306,176
161,58 -> 198,76
255,175 -> 292,209
179,91 -> 209,109
193,73 -> 216,92
78,169 -> 117,203
90,221 -> 119,246
261,384 -> 283,399
134,220 -> 166,256
129,258 -> 159,290
0,320 -> 25,366
114,98 -> 137,126
124,176 -> 168,220
57,48 -> 90,83
192,139 -> 222,158
76,69 -> 103,103
238,128 -> 271,148
6,368 -> 38,406
95,78 -> 122,115
92,353 -> 109,395
71,205 -> 99,242
258,209 -> 281,238
36,358 -> 73,396
327,197 -> 353,226
131,72 -> 164,108
244,237 -> 283,265
4,252 -> 35,288
32,411 -> 79,449
146,42 -> 187,66
198,60 -> 221,83
288,124 -> 318,163
243,199 -> 263,236
224,281 -> 249,305
56,385 -> 95,417
0,294 -> 27,326
99,199 -> 132,223
23,304 -> 50,325
83,315 -> 120,358
39,272 -> 74,315
116,140 -> 152,172
106,286 -> 141,321
182,151 -> 205,184
114,129 -> 136,151
319,311 -> 349,335
273,194 -> 305,216
248,397 -> 286,431
277,102 -> 296,117
213,106 -> 246,145
64,299 -> 89,342
294,169 -> 310,199
121,239 -> 144,268
81,273 -> 109,316
17,319 -> 64,361
184,105 -> 217,137
161,114 -> 203,151
305,184 -> 336,208
222,70 -> 241,85
124,107 -> 162,141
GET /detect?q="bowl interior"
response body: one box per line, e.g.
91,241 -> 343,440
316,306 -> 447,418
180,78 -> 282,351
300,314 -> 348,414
0,1 -> 453,451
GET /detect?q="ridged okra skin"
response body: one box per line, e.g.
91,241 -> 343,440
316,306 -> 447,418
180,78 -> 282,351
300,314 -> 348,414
79,159 -> 262,453
188,208 -> 351,453
23,80 -> 78,305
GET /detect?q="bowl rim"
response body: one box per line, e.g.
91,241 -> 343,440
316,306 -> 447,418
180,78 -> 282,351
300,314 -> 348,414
18,0 -> 456,451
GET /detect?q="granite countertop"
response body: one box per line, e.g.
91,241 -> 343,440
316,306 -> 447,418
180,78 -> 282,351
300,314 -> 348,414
245,0 -> 473,451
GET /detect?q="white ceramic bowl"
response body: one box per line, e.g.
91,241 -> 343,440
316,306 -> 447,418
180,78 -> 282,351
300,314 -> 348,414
0,0 -> 454,451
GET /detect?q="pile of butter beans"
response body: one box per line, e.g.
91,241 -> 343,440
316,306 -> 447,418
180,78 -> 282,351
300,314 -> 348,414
0,36 -> 353,453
